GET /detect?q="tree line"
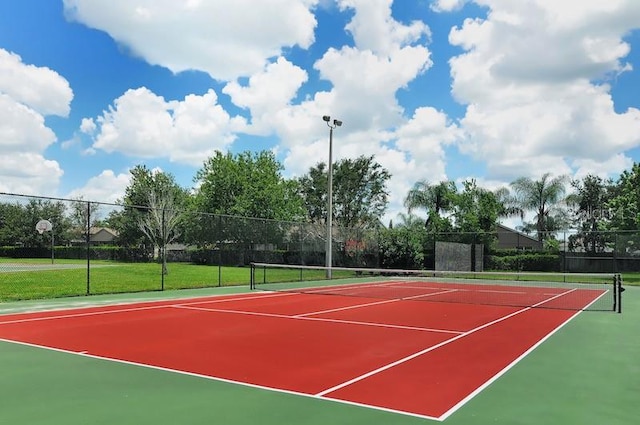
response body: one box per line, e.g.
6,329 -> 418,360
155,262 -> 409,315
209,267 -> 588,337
1,151 -> 639,264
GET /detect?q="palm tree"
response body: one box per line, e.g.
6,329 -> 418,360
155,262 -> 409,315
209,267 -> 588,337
404,180 -> 457,228
493,187 -> 524,219
510,173 -> 569,241
394,212 -> 424,229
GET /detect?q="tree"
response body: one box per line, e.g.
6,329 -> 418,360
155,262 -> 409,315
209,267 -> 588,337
298,163 -> 328,225
194,150 -> 304,220
607,163 -> 640,254
0,202 -> 24,246
108,165 -> 189,259
382,212 -> 429,268
378,226 -> 426,269
394,212 -> 424,230
192,150 -> 304,249
608,162 -> 640,231
566,175 -> 613,253
510,173 -> 569,241
138,186 -> 185,274
404,180 -> 456,231
452,180 -> 503,238
0,199 -> 71,248
68,197 -> 102,243
298,155 -> 391,229
493,187 -> 524,219
333,156 -> 390,229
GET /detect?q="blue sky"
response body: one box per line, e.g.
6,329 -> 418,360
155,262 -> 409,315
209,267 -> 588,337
1,0 -> 639,225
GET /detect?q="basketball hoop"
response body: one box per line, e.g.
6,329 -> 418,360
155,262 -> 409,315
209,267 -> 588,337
36,219 -> 53,235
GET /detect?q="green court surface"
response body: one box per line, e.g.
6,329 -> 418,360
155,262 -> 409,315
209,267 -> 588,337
0,286 -> 637,425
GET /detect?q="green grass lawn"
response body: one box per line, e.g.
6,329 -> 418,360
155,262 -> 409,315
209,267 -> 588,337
622,271 -> 640,285
0,260 -> 252,301
1,257 -> 638,302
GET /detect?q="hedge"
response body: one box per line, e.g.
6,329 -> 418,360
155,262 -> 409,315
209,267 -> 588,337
0,246 -> 152,262
485,252 -> 561,272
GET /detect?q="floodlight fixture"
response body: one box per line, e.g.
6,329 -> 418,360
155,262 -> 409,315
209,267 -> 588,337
322,115 -> 331,122
334,119 -> 342,127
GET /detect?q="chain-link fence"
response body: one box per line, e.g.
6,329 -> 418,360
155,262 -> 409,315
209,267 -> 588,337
0,191 -> 637,301
0,192 -> 381,301
430,230 -> 640,274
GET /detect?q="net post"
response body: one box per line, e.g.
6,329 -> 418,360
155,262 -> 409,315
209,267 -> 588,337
616,274 -> 624,314
250,263 -> 255,290
612,274 -> 618,312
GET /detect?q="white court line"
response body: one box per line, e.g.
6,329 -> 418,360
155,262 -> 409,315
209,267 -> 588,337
0,337 -> 441,422
0,286 -> 460,335
294,298 -> 399,316
172,304 -> 464,335
314,288 -> 578,398
0,291 -> 295,325
299,280 -> 406,294
380,280 -> 564,296
294,288 -> 460,318
438,288 -> 611,421
0,286 -> 599,422
261,278 -> 577,298
417,287 -> 539,295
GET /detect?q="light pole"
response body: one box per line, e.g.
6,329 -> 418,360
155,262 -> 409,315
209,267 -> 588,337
322,115 -> 342,279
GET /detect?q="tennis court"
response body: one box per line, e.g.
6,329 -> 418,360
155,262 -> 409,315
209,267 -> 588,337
0,266 -> 628,423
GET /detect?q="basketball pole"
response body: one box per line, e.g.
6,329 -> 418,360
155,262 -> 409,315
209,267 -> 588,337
50,223 -> 54,264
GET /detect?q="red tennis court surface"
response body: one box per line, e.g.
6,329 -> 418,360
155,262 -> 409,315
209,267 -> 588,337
0,284 -> 606,421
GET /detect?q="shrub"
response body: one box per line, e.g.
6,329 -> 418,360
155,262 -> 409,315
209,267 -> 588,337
486,252 -> 561,272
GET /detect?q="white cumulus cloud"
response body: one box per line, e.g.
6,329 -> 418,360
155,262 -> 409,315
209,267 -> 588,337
340,0 -> 431,56
86,87 -> 247,166
269,0 -> 439,223
0,49 -> 73,117
0,153 -> 63,195
65,169 -> 131,205
223,57 -> 309,135
63,0 -> 319,81
0,49 -> 71,194
431,0 -> 468,12
448,0 -> 640,182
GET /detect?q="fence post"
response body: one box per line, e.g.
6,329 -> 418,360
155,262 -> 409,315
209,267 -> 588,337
471,233 -> 476,272
613,231 -> 618,273
161,208 -> 165,291
299,225 -> 303,265
517,232 -> 521,271
86,201 -> 91,295
562,230 -> 566,274
217,214 -> 222,287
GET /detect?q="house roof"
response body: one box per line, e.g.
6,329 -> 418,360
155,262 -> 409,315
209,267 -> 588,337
496,223 -> 539,243
89,227 -> 118,236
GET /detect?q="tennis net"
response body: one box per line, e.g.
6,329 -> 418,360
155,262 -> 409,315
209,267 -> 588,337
249,263 -> 623,312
